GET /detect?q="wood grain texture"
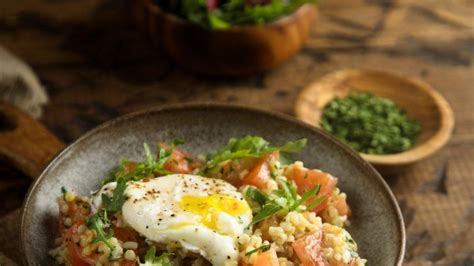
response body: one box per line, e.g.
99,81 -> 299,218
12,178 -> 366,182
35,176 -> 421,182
295,69 -> 455,175
0,103 -> 65,178
0,0 -> 472,264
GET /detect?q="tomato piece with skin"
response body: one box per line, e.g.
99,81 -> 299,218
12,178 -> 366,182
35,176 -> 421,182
160,144 -> 201,174
113,226 -> 138,243
240,158 -> 271,189
292,230 -> 329,266
220,157 -> 260,186
65,223 -> 139,266
253,248 -> 279,266
163,149 -> 192,174
239,152 -> 280,189
285,166 -> 337,214
64,222 -> 98,266
61,201 -> 138,265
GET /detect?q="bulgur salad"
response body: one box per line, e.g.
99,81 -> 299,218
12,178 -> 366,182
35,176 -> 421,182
49,136 -> 366,266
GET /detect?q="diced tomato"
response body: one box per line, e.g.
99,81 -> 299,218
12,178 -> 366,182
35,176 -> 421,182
332,197 -> 351,217
285,166 -> 337,214
123,161 -> 137,175
238,152 -> 279,189
64,222 -> 139,266
220,157 -> 260,186
218,152 -> 280,188
254,248 -> 279,266
114,226 -> 138,243
160,144 -> 201,174
58,199 -> 91,233
163,149 -> 192,174
240,159 -> 271,189
64,222 -> 98,266
292,230 -> 329,266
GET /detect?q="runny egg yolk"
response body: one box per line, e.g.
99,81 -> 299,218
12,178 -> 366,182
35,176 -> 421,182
179,194 -> 249,231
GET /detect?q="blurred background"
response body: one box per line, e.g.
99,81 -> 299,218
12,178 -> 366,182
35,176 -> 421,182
0,0 -> 473,265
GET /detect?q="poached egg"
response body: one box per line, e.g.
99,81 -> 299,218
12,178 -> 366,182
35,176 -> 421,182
93,174 -> 252,265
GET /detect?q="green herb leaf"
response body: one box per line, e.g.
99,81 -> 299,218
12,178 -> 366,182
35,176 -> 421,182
139,246 -> 173,266
157,0 -> 318,29
291,184 -> 320,211
86,210 -> 114,250
101,178 -> 127,214
245,244 -> 271,256
200,136 -> 306,174
245,186 -> 268,206
104,140 -> 185,184
306,195 -> 326,210
249,202 -> 282,226
276,178 -> 297,209
321,92 -> 421,154
144,143 -> 154,166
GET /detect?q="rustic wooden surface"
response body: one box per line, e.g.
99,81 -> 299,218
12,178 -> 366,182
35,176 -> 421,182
0,0 -> 473,265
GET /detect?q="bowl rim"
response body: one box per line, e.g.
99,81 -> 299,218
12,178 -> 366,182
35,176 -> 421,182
21,103 -> 406,265
142,0 -> 317,31
295,68 -> 455,165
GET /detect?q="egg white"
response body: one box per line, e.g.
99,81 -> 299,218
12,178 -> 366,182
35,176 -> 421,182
93,174 -> 252,265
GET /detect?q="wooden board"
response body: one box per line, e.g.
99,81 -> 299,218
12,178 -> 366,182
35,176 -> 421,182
0,0 -> 473,264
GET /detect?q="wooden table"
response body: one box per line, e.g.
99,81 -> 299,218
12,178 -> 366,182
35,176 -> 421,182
0,0 -> 473,265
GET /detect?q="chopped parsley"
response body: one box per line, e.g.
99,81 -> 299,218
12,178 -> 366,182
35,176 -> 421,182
321,92 -> 421,154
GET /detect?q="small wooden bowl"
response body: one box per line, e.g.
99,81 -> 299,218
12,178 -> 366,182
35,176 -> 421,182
132,0 -> 317,76
295,69 -> 455,175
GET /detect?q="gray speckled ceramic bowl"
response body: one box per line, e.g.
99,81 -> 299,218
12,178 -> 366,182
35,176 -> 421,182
21,104 -> 405,265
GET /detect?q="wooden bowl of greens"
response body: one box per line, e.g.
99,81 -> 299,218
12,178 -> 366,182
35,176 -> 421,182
295,69 -> 455,175
132,0 -> 317,76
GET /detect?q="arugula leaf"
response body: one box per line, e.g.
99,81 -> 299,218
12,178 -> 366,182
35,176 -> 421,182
104,140 -> 184,184
86,210 -> 114,249
245,244 -> 271,256
200,136 -> 306,174
89,179 -> 128,250
101,178 -> 127,214
139,246 -> 173,266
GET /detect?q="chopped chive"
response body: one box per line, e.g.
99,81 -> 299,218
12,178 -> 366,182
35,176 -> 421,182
245,244 -> 271,256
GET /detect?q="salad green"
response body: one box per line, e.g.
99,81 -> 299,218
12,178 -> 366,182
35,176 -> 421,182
155,0 -> 318,29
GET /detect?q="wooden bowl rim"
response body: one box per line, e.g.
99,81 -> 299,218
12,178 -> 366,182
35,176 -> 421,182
295,68 -> 455,165
142,0 -> 317,32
